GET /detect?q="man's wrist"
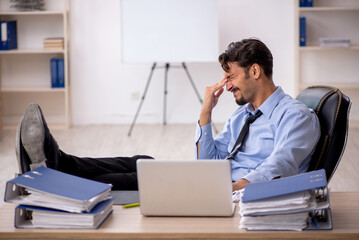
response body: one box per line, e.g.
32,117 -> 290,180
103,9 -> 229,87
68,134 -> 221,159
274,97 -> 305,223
199,111 -> 212,127
232,178 -> 250,191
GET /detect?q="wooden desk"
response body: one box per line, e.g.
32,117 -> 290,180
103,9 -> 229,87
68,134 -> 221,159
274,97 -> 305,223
1,192 -> 359,240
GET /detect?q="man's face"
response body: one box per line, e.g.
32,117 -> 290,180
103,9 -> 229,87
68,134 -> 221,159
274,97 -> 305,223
225,62 -> 256,106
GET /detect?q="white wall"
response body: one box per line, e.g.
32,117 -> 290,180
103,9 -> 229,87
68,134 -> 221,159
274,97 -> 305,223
70,0 -> 296,125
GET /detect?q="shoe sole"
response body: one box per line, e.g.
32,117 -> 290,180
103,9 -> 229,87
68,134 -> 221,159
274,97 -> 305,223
15,116 -> 23,173
21,104 -> 47,170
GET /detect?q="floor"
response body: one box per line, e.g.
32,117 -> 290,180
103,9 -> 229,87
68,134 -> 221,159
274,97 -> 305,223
1,123 -> 358,206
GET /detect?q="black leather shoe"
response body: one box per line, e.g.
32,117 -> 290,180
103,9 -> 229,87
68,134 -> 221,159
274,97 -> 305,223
15,117 -> 32,174
15,103 -> 60,173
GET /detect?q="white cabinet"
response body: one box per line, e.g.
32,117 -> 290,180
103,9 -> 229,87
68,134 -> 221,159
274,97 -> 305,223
0,0 -> 70,129
295,0 -> 359,123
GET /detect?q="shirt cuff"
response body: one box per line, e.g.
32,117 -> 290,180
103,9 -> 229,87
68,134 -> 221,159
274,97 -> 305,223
242,170 -> 272,183
195,121 -> 213,143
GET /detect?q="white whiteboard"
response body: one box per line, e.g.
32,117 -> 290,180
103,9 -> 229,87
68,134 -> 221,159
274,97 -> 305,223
121,0 -> 219,63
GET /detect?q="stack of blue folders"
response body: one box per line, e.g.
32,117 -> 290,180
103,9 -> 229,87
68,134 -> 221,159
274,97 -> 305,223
4,167 -> 113,229
239,169 -> 332,231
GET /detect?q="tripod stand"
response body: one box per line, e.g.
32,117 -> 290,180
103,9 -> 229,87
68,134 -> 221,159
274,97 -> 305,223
128,62 -> 219,136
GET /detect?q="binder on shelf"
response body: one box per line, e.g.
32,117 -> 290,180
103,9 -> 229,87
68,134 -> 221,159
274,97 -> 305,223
299,16 -> 306,47
299,0 -> 313,7
50,58 -> 65,88
14,199 -> 113,229
57,58 -> 65,88
0,21 -> 17,50
306,0 -> 313,7
239,169 -> 332,231
4,167 -> 112,213
50,58 -> 58,88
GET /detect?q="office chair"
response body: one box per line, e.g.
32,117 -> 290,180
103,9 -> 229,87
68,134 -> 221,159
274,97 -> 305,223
296,86 -> 351,182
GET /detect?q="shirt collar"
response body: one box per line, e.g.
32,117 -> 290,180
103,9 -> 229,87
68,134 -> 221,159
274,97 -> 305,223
246,86 -> 285,118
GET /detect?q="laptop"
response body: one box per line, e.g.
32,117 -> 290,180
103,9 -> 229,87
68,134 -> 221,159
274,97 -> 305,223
137,159 -> 235,217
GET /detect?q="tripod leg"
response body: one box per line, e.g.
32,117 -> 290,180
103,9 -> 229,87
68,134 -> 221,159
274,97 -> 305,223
128,63 -> 157,136
163,63 -> 170,125
182,62 -> 203,105
182,62 -> 219,134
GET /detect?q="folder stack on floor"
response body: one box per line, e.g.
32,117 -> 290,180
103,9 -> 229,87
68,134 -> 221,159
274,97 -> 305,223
239,169 -> 332,231
4,167 -> 113,229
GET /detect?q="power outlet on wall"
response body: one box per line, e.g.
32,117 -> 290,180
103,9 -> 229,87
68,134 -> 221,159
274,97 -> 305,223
131,92 -> 140,101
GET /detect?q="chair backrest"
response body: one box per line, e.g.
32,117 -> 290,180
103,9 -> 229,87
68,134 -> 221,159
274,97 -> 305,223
296,86 -> 351,182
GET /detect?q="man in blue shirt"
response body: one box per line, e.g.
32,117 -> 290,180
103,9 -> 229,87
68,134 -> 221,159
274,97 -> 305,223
196,38 -> 320,191
16,38 -> 319,192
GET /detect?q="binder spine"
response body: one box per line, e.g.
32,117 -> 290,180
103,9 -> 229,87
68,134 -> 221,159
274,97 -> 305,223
0,21 -> 17,50
57,59 -> 65,88
50,58 -> 58,88
299,16 -> 306,47
50,58 -> 65,88
299,0 -> 313,7
14,206 -> 32,228
306,0 -> 313,7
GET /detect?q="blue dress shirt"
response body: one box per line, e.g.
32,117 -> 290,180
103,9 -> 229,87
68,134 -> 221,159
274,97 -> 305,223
195,87 -> 320,183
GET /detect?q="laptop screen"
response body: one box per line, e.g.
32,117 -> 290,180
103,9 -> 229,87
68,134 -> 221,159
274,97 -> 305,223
137,159 -> 235,217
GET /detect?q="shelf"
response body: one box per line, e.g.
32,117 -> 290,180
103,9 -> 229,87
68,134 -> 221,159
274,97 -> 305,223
296,0 -> 359,123
299,7 -> 359,12
0,49 -> 65,54
0,10 -> 64,15
300,45 -> 359,51
0,0 -> 70,130
1,87 -> 66,93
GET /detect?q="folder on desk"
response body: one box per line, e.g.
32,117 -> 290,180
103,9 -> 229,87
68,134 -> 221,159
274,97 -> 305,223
4,167 -> 112,213
14,199 -> 113,229
240,187 -> 330,216
239,169 -> 332,231
240,208 -> 333,231
242,169 -> 327,203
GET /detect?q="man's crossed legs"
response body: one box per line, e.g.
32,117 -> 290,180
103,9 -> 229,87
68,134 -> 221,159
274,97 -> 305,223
15,103 -> 153,190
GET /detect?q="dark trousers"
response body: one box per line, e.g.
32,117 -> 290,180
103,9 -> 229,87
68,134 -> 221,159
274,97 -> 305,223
57,150 -> 153,190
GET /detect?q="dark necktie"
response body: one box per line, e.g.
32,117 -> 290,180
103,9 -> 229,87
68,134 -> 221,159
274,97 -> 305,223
225,110 -> 263,161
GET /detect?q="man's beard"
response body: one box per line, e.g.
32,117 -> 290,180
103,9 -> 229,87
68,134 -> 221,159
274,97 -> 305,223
235,97 -> 248,106
233,87 -> 248,106
234,72 -> 252,106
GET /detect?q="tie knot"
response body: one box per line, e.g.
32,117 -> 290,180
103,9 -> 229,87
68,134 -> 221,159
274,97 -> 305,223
247,110 -> 262,124
226,109 -> 263,161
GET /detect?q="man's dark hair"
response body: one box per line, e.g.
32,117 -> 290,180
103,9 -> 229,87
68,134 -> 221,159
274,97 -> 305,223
218,38 -> 273,79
